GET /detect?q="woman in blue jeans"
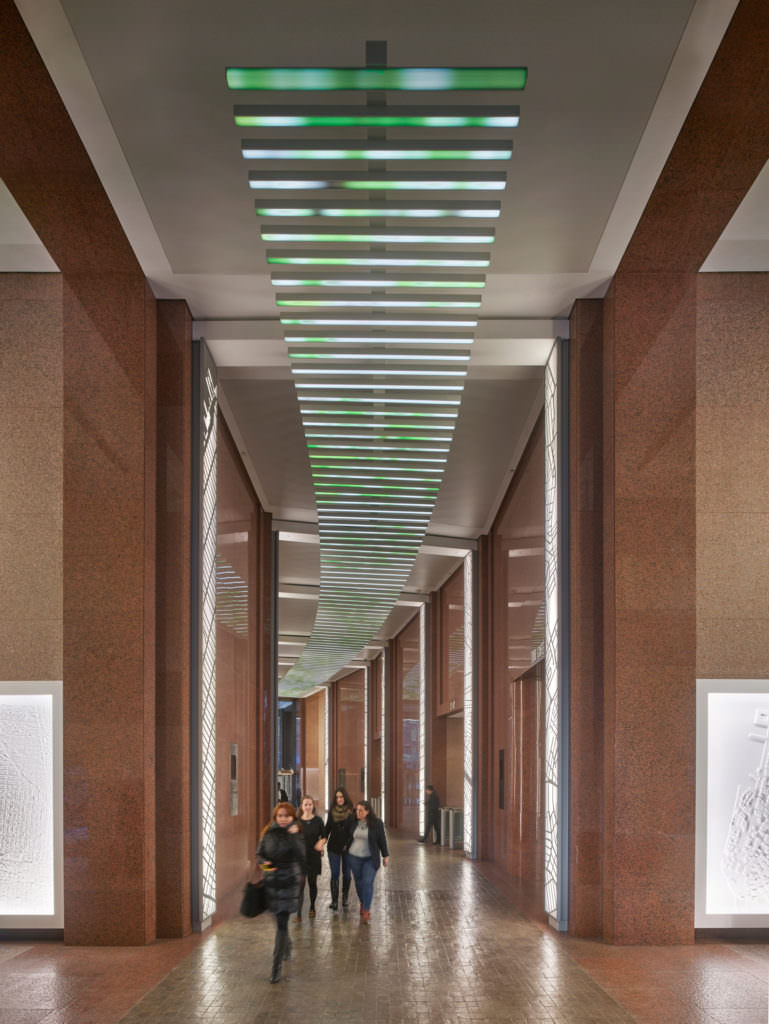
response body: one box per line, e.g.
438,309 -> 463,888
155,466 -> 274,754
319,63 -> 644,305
323,787 -> 355,910
347,800 -> 389,922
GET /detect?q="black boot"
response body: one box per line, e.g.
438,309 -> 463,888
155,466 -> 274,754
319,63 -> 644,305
283,935 -> 292,961
341,877 -> 351,908
329,879 -> 339,911
270,931 -> 286,983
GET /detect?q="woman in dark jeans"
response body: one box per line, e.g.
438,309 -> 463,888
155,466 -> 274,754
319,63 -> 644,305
347,799 -> 389,922
257,802 -> 306,983
323,787 -> 355,910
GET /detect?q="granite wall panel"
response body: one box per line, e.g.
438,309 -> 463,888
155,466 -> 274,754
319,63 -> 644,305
0,274 -> 63,683
696,273 -> 769,681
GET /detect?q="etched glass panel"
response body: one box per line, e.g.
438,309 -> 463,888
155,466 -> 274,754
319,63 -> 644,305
0,694 -> 54,915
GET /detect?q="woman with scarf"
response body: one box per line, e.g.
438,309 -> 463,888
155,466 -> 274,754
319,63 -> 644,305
323,787 -> 355,911
347,799 -> 389,923
256,801 -> 306,983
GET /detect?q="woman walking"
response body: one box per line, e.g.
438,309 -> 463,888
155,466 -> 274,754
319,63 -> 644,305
296,795 -> 325,921
323,787 -> 355,910
347,800 -> 389,923
257,802 -> 306,983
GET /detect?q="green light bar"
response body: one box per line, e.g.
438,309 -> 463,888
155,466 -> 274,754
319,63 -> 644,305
243,139 -> 512,160
255,199 -> 500,218
290,353 -> 469,361
226,67 -> 527,91
274,275 -> 484,288
263,227 -> 494,244
287,335 -> 473,346
278,296 -> 480,309
236,105 -> 519,128
267,250 -> 491,268
250,172 -> 506,191
284,318 -> 475,327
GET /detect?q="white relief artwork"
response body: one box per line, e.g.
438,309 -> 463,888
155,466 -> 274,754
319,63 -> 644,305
0,695 -> 54,916
706,692 -> 769,915
721,707 -> 769,905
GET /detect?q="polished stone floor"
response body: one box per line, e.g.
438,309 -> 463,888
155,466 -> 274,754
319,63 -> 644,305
1,835 -> 767,1023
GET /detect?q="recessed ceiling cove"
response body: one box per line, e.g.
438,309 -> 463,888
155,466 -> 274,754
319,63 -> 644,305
226,47 -> 526,695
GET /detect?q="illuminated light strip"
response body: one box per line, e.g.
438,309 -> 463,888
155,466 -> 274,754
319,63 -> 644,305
244,140 -> 512,160
309,432 -> 452,441
287,334 -> 474,344
463,552 -> 474,857
255,200 -> 500,218
300,408 -> 459,416
227,67 -> 527,91
268,250 -> 491,267
263,227 -> 495,244
275,277 -> 485,288
419,603 -> 427,838
286,319 -> 476,327
297,384 -> 464,391
314,472 -> 442,482
279,298 -> 480,309
237,107 -> 519,129
295,370 -> 465,378
309,442 -> 449,452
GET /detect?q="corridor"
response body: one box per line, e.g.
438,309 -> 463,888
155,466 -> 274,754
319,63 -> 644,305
1,835 -> 767,1024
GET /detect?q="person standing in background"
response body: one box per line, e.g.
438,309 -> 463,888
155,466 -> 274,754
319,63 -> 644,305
425,785 -> 441,845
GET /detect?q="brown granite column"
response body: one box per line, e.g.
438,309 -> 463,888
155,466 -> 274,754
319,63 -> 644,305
596,0 -> 769,944
0,1 -> 159,943
155,300 -> 193,938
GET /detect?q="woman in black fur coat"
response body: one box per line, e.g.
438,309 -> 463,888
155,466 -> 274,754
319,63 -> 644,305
257,802 -> 306,983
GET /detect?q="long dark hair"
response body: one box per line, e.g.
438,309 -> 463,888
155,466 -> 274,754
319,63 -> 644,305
355,799 -> 378,826
333,786 -> 353,811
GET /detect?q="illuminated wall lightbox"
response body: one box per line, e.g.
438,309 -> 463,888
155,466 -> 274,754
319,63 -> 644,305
0,682 -> 63,928
696,678 -> 769,927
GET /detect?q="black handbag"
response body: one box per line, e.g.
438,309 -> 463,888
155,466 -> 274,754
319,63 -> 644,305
240,880 -> 267,918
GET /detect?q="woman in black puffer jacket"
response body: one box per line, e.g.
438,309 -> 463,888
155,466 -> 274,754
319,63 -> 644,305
257,802 -> 306,983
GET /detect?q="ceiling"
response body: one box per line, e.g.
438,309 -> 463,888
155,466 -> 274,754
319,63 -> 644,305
4,0 -> 768,694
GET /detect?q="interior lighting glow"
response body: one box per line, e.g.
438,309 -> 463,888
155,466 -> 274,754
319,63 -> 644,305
308,433 -> 452,442
226,67 -> 528,91
296,395 -> 461,404
299,388 -> 462,397
309,443 -> 448,453
255,201 -> 500,218
278,298 -> 480,309
263,228 -> 495,244
268,253 -> 489,270
250,175 -> 506,192
274,278 -> 485,289
283,317 -> 477,326
314,472 -> 442,482
291,353 -> 469,362
287,335 -> 475,345
300,408 -> 458,417
268,251 -> 491,267
243,140 -> 512,160
237,107 -> 519,129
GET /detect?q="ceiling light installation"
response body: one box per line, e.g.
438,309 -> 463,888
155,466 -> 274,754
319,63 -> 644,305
227,50 -> 524,696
